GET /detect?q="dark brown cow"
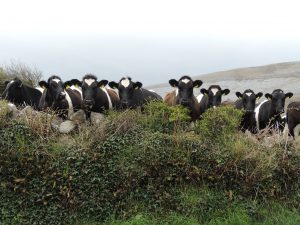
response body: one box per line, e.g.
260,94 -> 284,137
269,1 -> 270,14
287,101 -> 300,138
164,76 -> 202,121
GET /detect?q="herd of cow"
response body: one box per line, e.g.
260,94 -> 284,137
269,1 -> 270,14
1,74 -> 300,138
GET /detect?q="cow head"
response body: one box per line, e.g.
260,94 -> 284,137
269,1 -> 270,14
109,77 -> 142,108
79,74 -> 108,110
39,76 -> 66,102
236,89 -> 263,113
265,89 -> 293,115
169,76 -> 202,108
201,85 -> 230,108
2,78 -> 24,101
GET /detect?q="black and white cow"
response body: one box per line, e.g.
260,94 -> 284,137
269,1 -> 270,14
74,74 -> 119,119
235,89 -> 263,132
39,76 -> 82,119
254,89 -> 293,132
1,78 -> 42,110
164,76 -> 203,121
197,85 -> 230,115
286,101 -> 300,138
108,77 -> 162,109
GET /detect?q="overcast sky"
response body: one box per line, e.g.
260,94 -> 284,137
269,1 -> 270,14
0,0 -> 300,85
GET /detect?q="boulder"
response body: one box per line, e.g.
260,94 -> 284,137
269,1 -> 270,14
70,109 -> 86,124
7,103 -> 18,118
58,120 -> 76,134
90,112 -> 105,124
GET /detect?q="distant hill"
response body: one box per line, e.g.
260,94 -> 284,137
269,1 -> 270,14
148,61 -> 300,101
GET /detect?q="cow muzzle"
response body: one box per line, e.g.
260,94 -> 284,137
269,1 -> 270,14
121,100 -> 129,108
58,92 -> 66,100
180,99 -> 190,107
84,99 -> 94,109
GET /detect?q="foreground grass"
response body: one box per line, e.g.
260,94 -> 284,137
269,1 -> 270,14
77,201 -> 300,225
1,101 -> 300,224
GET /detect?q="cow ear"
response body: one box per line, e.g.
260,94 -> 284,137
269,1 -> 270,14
193,80 -> 203,88
133,82 -> 143,89
256,92 -> 263,99
201,88 -> 209,95
222,89 -> 230,95
71,79 -> 82,87
4,80 -> 10,86
108,81 -> 118,89
169,79 -> 178,87
236,92 -> 243,99
285,92 -> 293,98
265,93 -> 272,100
64,81 -> 71,89
39,81 -> 49,89
98,80 -> 108,88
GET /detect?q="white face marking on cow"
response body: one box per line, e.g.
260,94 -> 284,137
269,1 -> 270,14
245,92 -> 252,97
175,88 -> 179,96
120,78 -> 130,88
52,78 -> 61,83
84,78 -> 96,86
211,88 -> 219,96
181,78 -> 190,84
9,80 -> 14,84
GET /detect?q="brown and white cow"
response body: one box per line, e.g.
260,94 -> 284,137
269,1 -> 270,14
164,76 -> 203,121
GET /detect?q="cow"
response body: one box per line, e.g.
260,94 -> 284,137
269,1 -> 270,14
108,77 -> 162,109
197,85 -> 230,115
72,74 -> 119,119
164,76 -> 203,121
254,89 -> 293,132
65,79 -> 83,99
38,76 -> 82,119
286,101 -> 300,138
235,89 -> 263,132
1,77 -> 42,110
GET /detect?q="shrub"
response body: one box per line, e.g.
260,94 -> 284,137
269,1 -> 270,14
1,101 -> 300,224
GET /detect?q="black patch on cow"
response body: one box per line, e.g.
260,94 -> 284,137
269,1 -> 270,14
1,78 -> 42,110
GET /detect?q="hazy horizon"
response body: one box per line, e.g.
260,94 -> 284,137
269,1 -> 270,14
1,0 -> 300,86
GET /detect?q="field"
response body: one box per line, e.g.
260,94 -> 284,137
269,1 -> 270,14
1,100 -> 300,224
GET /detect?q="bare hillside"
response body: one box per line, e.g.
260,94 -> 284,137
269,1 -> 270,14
148,61 -> 300,102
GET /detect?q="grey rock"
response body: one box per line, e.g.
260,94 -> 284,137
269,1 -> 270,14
7,103 -> 18,118
70,109 -> 86,124
90,112 -> 105,124
59,120 -> 76,134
